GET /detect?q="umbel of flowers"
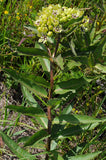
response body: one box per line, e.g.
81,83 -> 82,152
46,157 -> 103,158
34,4 -> 89,42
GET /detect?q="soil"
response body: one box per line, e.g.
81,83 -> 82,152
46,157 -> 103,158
0,75 -> 45,160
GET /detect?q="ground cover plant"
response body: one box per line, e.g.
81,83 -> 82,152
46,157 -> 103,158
0,0 -> 106,160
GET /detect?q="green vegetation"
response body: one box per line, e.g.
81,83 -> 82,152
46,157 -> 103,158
0,0 -> 106,160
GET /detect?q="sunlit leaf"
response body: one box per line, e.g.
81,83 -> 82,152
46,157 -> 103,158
51,140 -> 57,150
6,105 -> 46,118
47,36 -> 56,44
47,98 -> 61,107
35,42 -> 48,52
22,74 -> 50,88
24,25 -> 38,34
70,39 -> 77,56
22,86 -> 41,108
95,63 -> 106,73
93,36 -> 106,58
88,53 -> 95,68
62,105 -> 72,114
39,57 -> 50,73
21,86 -> 48,128
54,77 -> 87,94
35,117 -> 48,128
51,150 -> 64,160
65,151 -> 102,160
0,131 -> 36,160
54,54 -> 64,70
17,47 -> 49,58
54,123 -> 99,139
24,129 -> 48,147
67,60 -> 81,69
90,21 -> 96,43
53,114 -> 105,125
2,68 -> 47,97
35,42 -> 50,73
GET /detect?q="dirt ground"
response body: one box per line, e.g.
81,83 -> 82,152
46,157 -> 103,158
0,78 -> 45,160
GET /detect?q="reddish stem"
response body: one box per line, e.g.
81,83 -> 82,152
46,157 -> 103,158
45,37 -> 59,159
45,61 -> 53,160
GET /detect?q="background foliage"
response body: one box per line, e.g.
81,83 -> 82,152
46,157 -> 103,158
0,0 -> 106,160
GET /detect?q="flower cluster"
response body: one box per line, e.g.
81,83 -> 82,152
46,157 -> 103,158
34,4 -> 89,42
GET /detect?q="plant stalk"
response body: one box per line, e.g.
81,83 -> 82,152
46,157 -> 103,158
45,61 -> 53,160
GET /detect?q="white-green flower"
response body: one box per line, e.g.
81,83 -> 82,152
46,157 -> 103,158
34,4 -> 89,42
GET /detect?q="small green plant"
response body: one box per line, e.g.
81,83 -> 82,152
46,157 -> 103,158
1,3 -> 106,160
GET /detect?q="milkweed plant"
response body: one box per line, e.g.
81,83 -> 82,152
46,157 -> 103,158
1,4 -> 105,160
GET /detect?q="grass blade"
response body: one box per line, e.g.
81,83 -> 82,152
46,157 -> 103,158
65,151 -> 102,160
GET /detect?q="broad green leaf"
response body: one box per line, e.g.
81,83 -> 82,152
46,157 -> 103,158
51,140 -> 57,150
0,131 -> 36,160
17,136 -> 30,143
95,63 -> 106,73
57,154 -> 64,160
62,105 -> 72,114
3,68 -> 47,97
70,39 -> 77,56
47,36 -> 56,44
90,21 -> 96,43
70,70 -> 83,79
35,117 -> 48,128
54,88 -> 75,95
93,36 -> 106,59
54,54 -> 64,70
47,98 -> 61,107
51,151 -> 64,160
33,75 -> 50,88
35,42 -> 50,73
22,74 -> 50,88
35,42 -> 48,52
96,25 -> 106,35
34,75 -> 50,88
92,34 -> 101,45
66,56 -> 88,65
24,129 -> 48,147
38,57 -> 50,73
6,105 -> 46,118
88,53 -> 95,68
66,151 -> 101,160
51,123 -> 99,139
32,140 -> 45,149
53,114 -> 105,125
67,60 -> 81,69
21,86 -> 48,128
22,86 -> 42,108
17,47 -> 49,58
54,78 -> 87,95
103,0 -> 106,12
56,123 -> 99,138
24,25 -> 38,34
51,124 -> 65,140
